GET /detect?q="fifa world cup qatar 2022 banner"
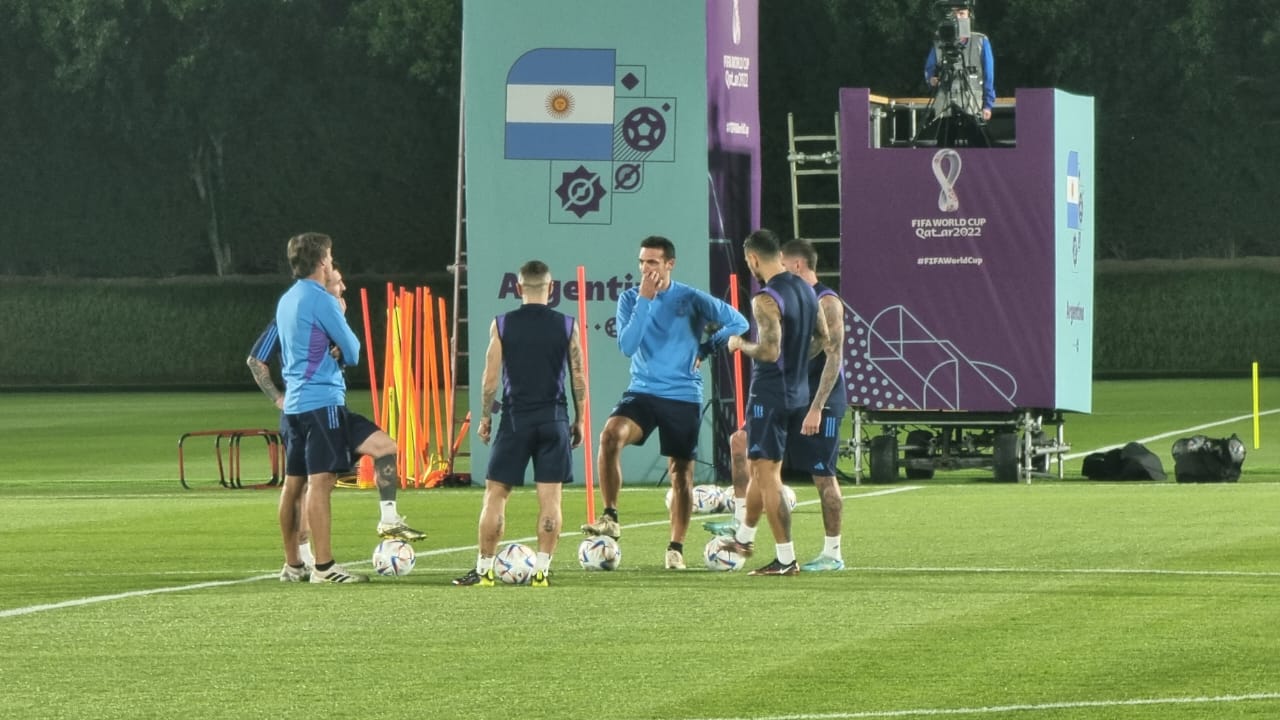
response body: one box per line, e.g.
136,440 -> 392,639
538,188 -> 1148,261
463,1 -> 712,483
838,88 -> 1094,414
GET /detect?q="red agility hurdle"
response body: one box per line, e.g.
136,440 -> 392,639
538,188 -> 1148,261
178,429 -> 284,490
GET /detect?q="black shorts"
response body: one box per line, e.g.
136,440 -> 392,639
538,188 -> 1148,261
784,405 -> 846,476
745,397 -> 807,462
283,406 -> 380,476
609,392 -> 701,460
486,415 -> 573,487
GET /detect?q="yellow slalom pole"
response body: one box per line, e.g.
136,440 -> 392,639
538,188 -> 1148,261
1252,361 -> 1260,450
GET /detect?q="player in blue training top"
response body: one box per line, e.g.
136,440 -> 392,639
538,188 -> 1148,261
275,232 -> 423,585
718,229 -> 836,576
247,262 -> 347,581
582,235 -> 749,570
453,260 -> 587,588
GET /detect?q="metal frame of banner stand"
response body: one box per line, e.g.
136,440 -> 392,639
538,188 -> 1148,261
842,409 -> 1070,485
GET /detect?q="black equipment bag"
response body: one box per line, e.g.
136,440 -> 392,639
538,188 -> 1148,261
1082,442 -> 1166,481
1171,434 -> 1246,483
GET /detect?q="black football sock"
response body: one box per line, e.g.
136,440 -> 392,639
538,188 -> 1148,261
667,541 -> 683,554
315,560 -> 335,572
604,507 -> 618,521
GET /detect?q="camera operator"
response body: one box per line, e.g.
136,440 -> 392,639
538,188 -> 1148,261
923,1 -> 995,122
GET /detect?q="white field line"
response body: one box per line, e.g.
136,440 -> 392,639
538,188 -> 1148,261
0,487 -> 921,619
848,565 -> 1280,579
1065,408 -> 1280,460
685,692 -> 1280,720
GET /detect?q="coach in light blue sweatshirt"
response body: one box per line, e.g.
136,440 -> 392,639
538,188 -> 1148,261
582,235 -> 748,572
275,232 -> 424,585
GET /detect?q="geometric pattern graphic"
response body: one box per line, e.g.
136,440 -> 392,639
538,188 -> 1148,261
503,49 -> 679,225
839,302 -> 1018,410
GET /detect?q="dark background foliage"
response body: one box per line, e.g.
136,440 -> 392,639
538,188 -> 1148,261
1,0 -> 1277,280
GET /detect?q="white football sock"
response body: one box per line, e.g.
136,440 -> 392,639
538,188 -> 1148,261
735,523 -> 758,545
734,501 -> 747,525
776,542 -> 796,565
298,542 -> 315,566
477,554 -> 495,573
536,552 -> 551,573
823,535 -> 842,560
379,501 -> 399,523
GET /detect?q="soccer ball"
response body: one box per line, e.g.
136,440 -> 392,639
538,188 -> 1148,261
578,536 -> 622,571
703,536 -> 746,572
721,493 -> 736,512
495,543 -> 537,585
371,539 -> 416,577
781,484 -> 797,510
692,484 -> 724,514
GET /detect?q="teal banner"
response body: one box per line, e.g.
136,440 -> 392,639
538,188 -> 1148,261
463,0 -> 710,483
1053,90 -> 1095,412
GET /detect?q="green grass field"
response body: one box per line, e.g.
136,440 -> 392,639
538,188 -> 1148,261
2,380 -> 1279,719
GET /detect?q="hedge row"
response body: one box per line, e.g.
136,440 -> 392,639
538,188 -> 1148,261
2,260 -> 1277,388
0,274 -> 454,388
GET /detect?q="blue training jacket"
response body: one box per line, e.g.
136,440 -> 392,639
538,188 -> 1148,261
275,278 -> 360,414
615,280 -> 748,404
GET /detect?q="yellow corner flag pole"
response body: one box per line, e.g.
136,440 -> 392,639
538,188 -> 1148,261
1252,361 -> 1261,450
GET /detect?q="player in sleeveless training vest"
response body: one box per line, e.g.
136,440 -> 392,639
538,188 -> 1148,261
454,260 -> 586,588
718,230 -> 837,576
708,240 -> 847,571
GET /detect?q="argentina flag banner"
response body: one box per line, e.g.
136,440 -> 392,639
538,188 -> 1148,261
1066,150 -> 1081,229
505,48 -> 616,160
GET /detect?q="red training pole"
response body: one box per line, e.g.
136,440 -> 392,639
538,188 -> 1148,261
360,287 -> 380,423
438,295 -> 455,465
576,265 -> 596,522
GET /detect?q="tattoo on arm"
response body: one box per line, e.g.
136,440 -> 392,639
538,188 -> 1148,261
247,358 -> 283,404
568,326 -> 587,422
737,296 -> 781,362
809,297 -> 843,412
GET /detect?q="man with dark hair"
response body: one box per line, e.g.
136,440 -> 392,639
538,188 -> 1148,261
718,229 -> 835,576
276,232 -> 424,584
710,240 -> 848,570
582,235 -> 748,570
248,262 -> 348,580
454,260 -> 586,588
923,0 -> 995,146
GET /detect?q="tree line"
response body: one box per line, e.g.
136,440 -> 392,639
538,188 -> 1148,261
1,0 -> 1275,278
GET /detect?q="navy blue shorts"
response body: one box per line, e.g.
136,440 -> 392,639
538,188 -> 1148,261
609,392 -> 701,460
784,405 -> 846,476
486,415 -> 573,487
745,398 -> 807,462
283,406 -> 380,476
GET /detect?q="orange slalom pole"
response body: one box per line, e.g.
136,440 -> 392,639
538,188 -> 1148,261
402,289 -> 423,487
398,289 -> 415,487
438,295 -> 455,463
380,283 -> 395,430
415,287 -> 429,467
426,294 -> 445,469
730,273 -> 745,429
359,287 -> 380,423
451,411 -> 472,462
577,265 -> 596,522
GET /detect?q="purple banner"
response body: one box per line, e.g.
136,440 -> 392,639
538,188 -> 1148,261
839,88 -> 1058,411
706,0 -> 759,244
707,0 -> 759,477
